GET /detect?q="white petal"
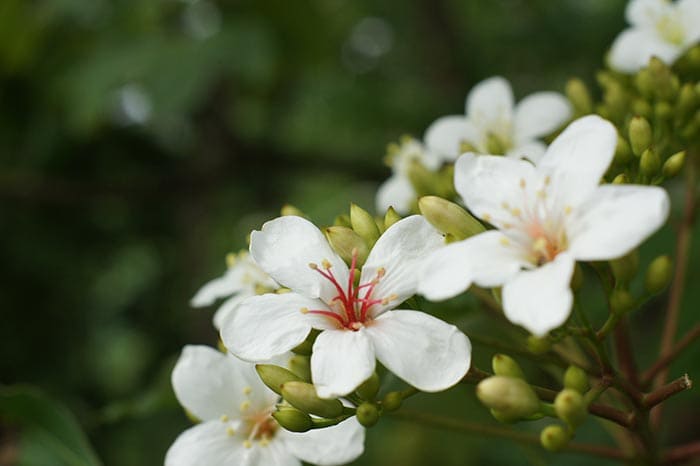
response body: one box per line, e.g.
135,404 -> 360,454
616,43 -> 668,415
250,216 -> 349,303
424,115 -> 480,160
454,153 -> 537,224
212,294 -> 247,330
626,0 -> 670,28
513,92 -> 571,142
568,184 -> 670,261
221,293 -> 330,362
418,230 -> 529,301
678,0 -> 700,43
281,417 -> 365,466
608,28 -> 680,73
537,115 -> 617,207
466,76 -> 514,132
255,441 -> 300,466
360,215 -> 444,315
171,346 -> 275,421
502,253 -> 575,336
365,310 -> 471,392
375,175 -> 416,215
190,268 -> 244,307
165,421 -> 249,466
506,140 -> 547,163
311,329 -> 375,398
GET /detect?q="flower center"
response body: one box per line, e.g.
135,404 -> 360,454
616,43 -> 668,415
302,250 -> 396,330
656,13 -> 685,45
221,389 -> 279,449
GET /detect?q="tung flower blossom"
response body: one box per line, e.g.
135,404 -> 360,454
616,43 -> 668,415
166,345 -> 364,466
221,215 -> 471,399
424,76 -> 572,163
418,115 -> 670,336
609,0 -> 700,73
191,251 -> 279,329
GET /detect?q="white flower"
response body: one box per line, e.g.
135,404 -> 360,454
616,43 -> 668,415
418,115 -> 670,336
375,137 -> 442,214
166,345 -> 365,466
191,251 -> 279,329
424,76 -> 571,163
609,0 -> 700,73
221,215 -> 472,398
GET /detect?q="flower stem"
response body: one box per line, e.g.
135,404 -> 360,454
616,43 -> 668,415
642,374 -> 692,409
662,441 -> 700,464
641,323 -> 700,386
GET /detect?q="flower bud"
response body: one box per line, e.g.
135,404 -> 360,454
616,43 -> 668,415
407,159 -> 438,196
350,203 -> 381,246
566,78 -> 592,115
571,263 -> 584,292
492,354 -> 525,379
631,99 -> 653,119
281,382 -> 344,418
356,402 -> 380,427
381,391 -> 403,412
648,56 -> 678,100
635,69 -> 655,98
489,408 -> 519,424
610,250 -> 639,285
610,289 -> 635,315
383,206 -> 402,230
663,151 -> 686,178
678,83 -> 697,117
289,355 -> 311,382
527,335 -> 551,355
640,148 -> 661,176
554,389 -> 587,427
540,424 -> 571,452
292,329 -> 318,356
614,136 -> 632,165
256,364 -> 303,395
459,140 -> 478,153
629,116 -> 652,157
272,406 -> 313,432
356,373 -> 380,401
476,376 -> 540,420
563,366 -> 590,394
325,226 -> 369,264
655,101 -> 673,121
419,196 -> 485,240
612,173 -> 628,184
645,255 -> 673,295
333,214 -> 352,228
281,204 -> 306,217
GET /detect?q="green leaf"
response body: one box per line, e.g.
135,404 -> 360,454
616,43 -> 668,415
0,385 -> 102,466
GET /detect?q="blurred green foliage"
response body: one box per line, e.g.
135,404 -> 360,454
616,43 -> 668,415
4,0 -> 699,465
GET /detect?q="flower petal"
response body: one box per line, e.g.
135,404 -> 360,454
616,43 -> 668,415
255,441 -> 301,466
626,0 -> 671,28
212,294 -> 247,330
502,253 -> 575,336
418,230 -> 529,301
250,216 -> 349,303
281,417 -> 365,465
609,28 -> 680,73
221,293 -> 331,362
513,91 -> 571,142
365,310 -> 471,392
678,0 -> 700,43
360,215 -> 444,315
311,329 -> 375,398
537,115 -> 618,206
466,76 -> 514,132
568,184 -> 670,261
190,268 -> 245,307
165,421 -> 250,466
171,346 -> 276,421
506,140 -> 547,163
424,115 -> 480,160
375,175 -> 415,215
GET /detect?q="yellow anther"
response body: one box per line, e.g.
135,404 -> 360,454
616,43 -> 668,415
243,386 -> 252,395
308,262 -> 318,270
259,438 -> 270,447
564,206 -> 573,215
482,213 -> 492,222
240,401 -> 251,412
322,259 -> 332,269
220,414 -> 229,422
500,237 -> 510,246
511,208 -> 521,217
226,253 -> 237,268
502,223 -> 513,229
501,201 -> 510,209
381,293 -> 399,305
536,189 -> 546,199
226,427 -> 236,437
544,175 -> 551,186
519,178 -> 526,189
243,440 -> 253,449
300,307 -> 309,314
533,237 -> 548,254
376,267 -> 386,278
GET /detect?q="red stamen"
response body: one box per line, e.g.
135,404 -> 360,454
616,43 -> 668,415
302,308 -> 346,327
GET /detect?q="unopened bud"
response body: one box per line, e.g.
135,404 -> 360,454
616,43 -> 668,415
563,366 -> 590,394
566,78 -> 592,115
554,389 -> 587,427
492,354 -> 525,379
612,173 -> 628,184
356,402 -> 380,427
325,226 -> 369,265
281,382 -> 344,418
381,391 -> 403,412
632,99 -> 653,119
356,373 -> 380,401
489,408 -> 520,424
648,57 -> 678,100
614,136 -> 632,165
333,214 -> 351,228
476,376 -> 540,419
281,204 -> 306,217
289,355 -> 311,382
419,196 -> 485,240
655,101 -> 673,121
640,148 -> 661,176
635,69 -> 655,98
527,335 -> 551,355
272,406 -> 313,432
610,250 -> 639,285
407,159 -> 439,196
678,83 -> 697,117
645,255 -> 673,295
540,424 -> 571,452
292,329 -> 318,356
610,289 -> 635,315
663,151 -> 686,178
256,365 -> 303,395
350,203 -> 381,246
383,207 -> 402,230
629,116 -> 652,156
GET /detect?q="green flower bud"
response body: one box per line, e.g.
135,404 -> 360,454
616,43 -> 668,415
356,373 -> 380,401
289,355 -> 311,382
566,78 -> 592,115
281,204 -> 306,217
334,214 -> 352,228
485,132 -> 507,154
563,366 -> 590,394
631,99 -> 653,119
663,151 -> 686,178
184,408 -> 201,424
407,159 -> 438,196
292,329 -> 318,356
489,408 -> 519,424
350,203 -> 381,246
356,402 -> 380,427
540,424 -> 571,452
678,83 -> 697,117
272,406 -> 313,432
655,101 -> 673,121
527,335 -> 551,355
571,263 -> 584,292
383,206 -> 402,230
459,140 -> 478,153
640,148 -> 661,176
256,364 -> 303,395
635,69 -> 655,98
612,173 -> 628,184
629,116 -> 652,157
554,389 -> 587,427
648,57 -> 678,100
476,376 -> 540,420
610,249 -> 639,285
614,136 -> 633,165
325,226 -> 369,265
645,255 -> 673,295
381,391 -> 403,412
609,289 -> 635,315
281,382 -> 344,418
492,354 -> 525,379
419,196 -> 485,240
